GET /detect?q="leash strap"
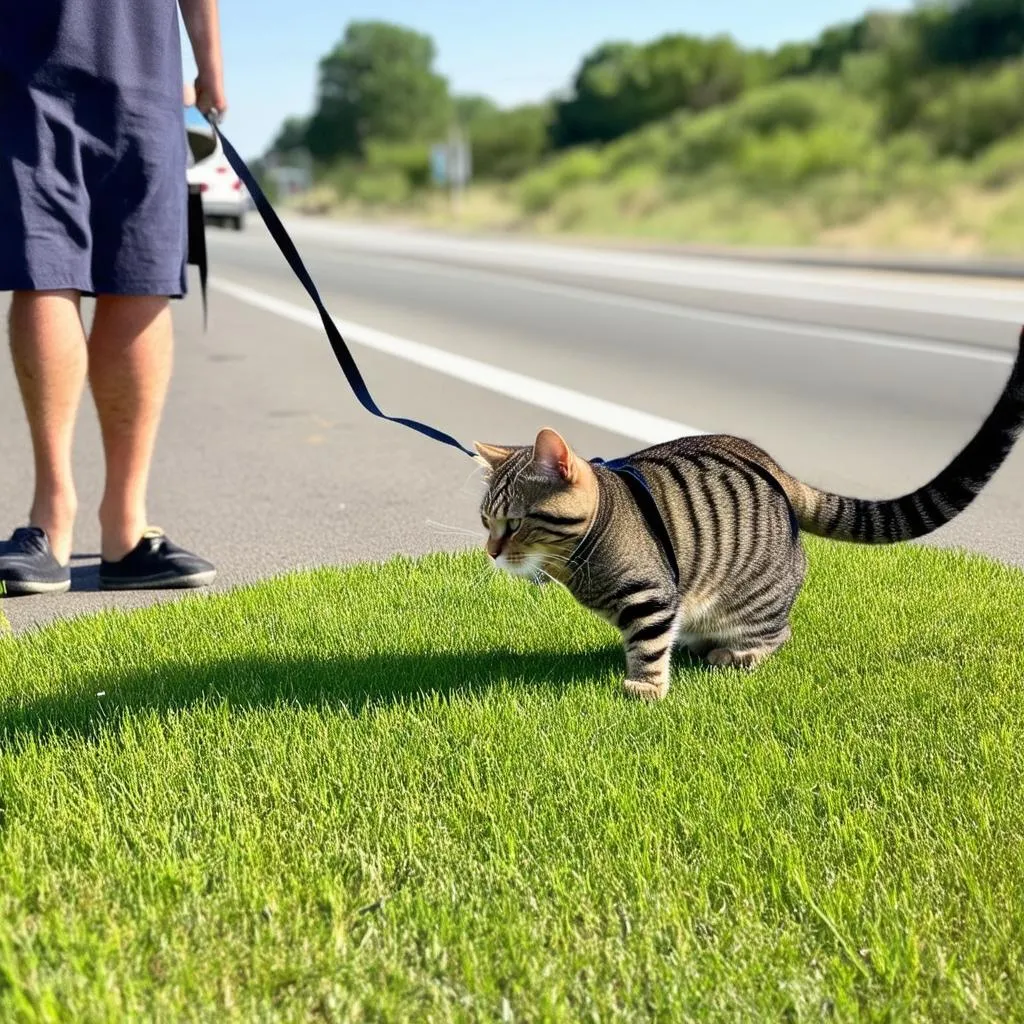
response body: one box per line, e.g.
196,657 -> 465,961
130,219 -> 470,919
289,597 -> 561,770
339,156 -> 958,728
591,458 -> 680,586
186,183 -> 208,328
190,114 -> 688,576
195,117 -> 476,458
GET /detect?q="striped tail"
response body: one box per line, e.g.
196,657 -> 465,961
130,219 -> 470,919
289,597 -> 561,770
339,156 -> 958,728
780,326 -> 1024,544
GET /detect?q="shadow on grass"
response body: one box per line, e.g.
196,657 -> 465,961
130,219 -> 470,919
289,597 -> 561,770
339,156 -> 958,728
1,643 -> 709,745
2,642 -> 720,745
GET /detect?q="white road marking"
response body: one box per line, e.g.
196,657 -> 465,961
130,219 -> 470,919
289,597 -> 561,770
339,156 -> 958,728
211,278 -> 706,444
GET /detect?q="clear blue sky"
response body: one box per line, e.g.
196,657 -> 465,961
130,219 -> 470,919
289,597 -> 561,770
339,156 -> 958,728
181,1 -> 909,158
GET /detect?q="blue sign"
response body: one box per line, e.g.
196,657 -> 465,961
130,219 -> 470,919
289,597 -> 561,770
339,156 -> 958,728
430,144 -> 449,186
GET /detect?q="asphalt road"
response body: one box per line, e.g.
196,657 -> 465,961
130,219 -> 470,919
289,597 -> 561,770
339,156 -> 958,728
2,217 -> 1023,633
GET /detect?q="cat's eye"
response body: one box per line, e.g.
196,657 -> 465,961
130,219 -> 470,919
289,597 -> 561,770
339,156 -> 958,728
482,514 -> 521,534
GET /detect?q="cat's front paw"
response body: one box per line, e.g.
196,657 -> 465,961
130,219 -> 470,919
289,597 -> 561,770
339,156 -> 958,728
623,679 -> 669,702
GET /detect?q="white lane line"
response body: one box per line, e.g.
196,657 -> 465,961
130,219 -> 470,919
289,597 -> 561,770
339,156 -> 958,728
211,277 -> 706,445
304,247 -> 1016,366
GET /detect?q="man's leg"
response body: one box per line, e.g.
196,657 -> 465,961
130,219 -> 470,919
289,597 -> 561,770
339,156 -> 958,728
87,294 -> 214,590
8,289 -> 87,566
88,294 -> 172,561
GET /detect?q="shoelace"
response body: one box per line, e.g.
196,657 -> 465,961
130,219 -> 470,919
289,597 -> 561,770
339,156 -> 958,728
9,526 -> 49,555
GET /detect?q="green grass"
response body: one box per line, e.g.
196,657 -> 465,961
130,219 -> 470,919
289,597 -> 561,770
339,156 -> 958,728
1,541 -> 1023,1021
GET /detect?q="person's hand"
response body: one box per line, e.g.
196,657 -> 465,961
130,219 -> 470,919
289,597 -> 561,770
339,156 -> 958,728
194,71 -> 227,122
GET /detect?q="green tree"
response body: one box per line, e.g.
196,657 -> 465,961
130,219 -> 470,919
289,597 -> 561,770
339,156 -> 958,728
466,103 -> 553,180
552,34 -> 752,148
450,95 -> 551,180
869,1 -> 1024,136
454,94 -> 499,128
769,41 -> 814,78
269,116 -> 309,155
921,0 -> 1024,68
303,21 -> 451,162
805,18 -> 872,74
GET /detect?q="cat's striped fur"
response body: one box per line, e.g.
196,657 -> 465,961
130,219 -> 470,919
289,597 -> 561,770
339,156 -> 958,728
475,327 -> 1024,700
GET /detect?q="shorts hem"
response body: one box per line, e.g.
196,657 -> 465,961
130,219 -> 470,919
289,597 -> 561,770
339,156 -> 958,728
0,276 -> 187,299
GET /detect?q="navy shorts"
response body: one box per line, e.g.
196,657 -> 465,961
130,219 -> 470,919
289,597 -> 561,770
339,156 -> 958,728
0,1 -> 188,298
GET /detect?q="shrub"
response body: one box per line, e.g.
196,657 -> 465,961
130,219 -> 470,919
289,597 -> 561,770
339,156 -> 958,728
806,172 -> 887,228
468,104 -> 552,180
733,81 -> 824,135
515,148 -> 605,214
666,110 -> 743,175
734,125 -> 867,193
664,80 -> 873,178
603,120 -> 677,177
352,169 -> 411,205
365,140 -> 431,189
974,132 -> 1024,189
920,62 -> 1024,158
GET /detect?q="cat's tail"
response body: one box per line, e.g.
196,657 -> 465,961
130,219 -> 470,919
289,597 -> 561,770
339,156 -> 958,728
776,325 -> 1024,544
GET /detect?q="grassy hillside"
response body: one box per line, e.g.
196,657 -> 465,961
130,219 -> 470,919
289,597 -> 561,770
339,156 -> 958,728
294,70 -> 1024,254
275,2 -> 1024,255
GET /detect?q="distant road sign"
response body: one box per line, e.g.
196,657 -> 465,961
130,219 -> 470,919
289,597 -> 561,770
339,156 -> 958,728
431,135 -> 471,188
430,144 -> 449,186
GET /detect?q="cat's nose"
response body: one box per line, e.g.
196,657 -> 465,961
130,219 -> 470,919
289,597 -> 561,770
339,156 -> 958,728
486,536 -> 505,559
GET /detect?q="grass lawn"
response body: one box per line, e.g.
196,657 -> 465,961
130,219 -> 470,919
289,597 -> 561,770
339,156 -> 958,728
1,540 -> 1023,1021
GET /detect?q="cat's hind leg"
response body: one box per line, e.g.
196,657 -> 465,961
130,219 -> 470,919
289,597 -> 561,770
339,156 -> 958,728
706,549 -> 804,671
706,623 -> 791,670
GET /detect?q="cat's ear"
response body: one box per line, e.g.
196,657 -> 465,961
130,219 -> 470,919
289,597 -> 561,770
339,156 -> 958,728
533,427 -> 576,482
473,442 -> 514,470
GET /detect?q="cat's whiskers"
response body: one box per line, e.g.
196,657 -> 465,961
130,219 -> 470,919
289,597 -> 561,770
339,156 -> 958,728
458,462 -> 490,498
566,552 -> 596,589
536,552 -> 574,580
531,547 -> 571,561
464,564 -> 499,596
425,518 -> 480,539
536,567 -> 564,588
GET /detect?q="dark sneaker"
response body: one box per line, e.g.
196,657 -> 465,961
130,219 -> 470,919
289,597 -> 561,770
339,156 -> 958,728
98,528 -> 216,591
0,526 -> 72,597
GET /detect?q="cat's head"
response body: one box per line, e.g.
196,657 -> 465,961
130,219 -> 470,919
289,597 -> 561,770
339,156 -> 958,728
473,427 -> 597,579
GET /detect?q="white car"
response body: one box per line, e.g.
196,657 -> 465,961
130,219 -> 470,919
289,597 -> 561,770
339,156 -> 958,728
186,124 -> 248,231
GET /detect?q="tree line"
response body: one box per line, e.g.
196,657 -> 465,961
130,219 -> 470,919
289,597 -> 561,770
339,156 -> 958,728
267,0 -> 1024,184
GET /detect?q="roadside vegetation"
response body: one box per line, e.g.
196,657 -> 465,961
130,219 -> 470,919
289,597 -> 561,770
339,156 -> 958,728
260,1 -> 1024,254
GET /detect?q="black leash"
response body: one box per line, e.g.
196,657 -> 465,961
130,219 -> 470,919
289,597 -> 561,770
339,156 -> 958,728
189,118 -> 475,458
187,118 -> 681,572
186,182 -> 208,328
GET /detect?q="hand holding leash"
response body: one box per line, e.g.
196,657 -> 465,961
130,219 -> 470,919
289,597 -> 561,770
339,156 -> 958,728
194,73 -> 227,123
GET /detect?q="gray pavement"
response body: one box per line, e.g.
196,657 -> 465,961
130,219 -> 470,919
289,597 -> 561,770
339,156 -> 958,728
2,219 -> 1023,633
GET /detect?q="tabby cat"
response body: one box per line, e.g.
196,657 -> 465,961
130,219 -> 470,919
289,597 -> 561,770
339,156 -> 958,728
474,328 -> 1024,700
